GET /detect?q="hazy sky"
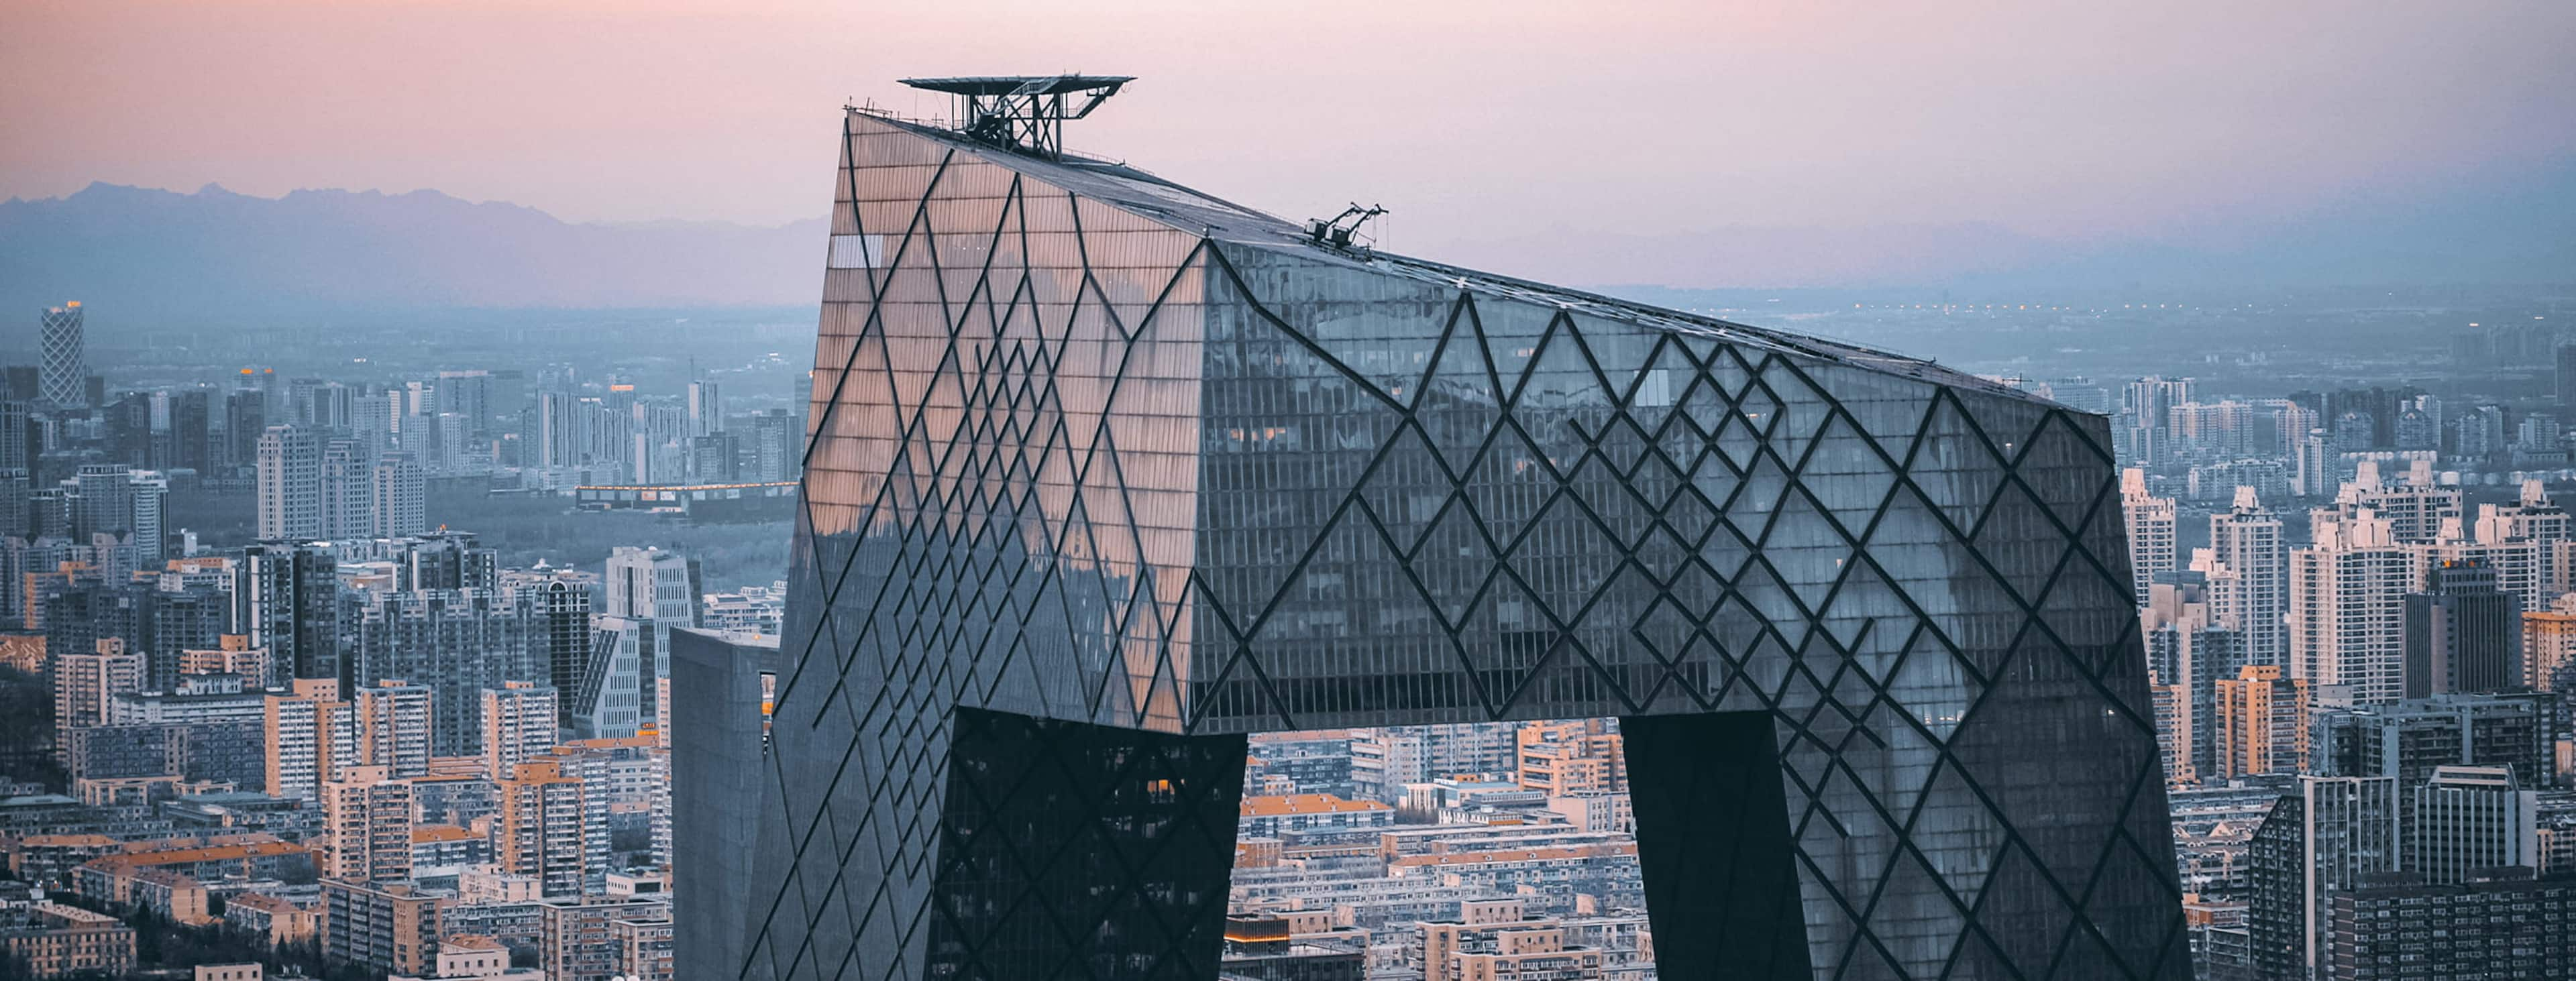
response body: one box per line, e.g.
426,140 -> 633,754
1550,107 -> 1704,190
6,0 -> 2572,281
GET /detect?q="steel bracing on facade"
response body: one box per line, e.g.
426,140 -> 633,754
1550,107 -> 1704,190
724,106 -> 2190,981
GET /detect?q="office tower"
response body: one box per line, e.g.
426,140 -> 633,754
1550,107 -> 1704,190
53,640 -> 145,731
521,575 -> 594,730
482,682 -> 560,784
354,680 -> 434,778
2290,510 -> 2410,705
749,409 -> 796,481
38,304 -> 86,406
264,678 -> 356,800
321,765 -> 415,883
724,94 -> 2192,981
572,616 -> 650,739
350,591 -> 532,758
2207,487 -> 2289,667
2401,559 -> 2522,699
371,452 -> 425,537
604,546 -> 700,626
2410,764 -> 2537,885
669,628 -> 780,981
498,759 -> 592,899
256,426 -> 323,539
2247,776 -> 2400,981
2212,665 -> 2307,780
2123,469 -> 2178,608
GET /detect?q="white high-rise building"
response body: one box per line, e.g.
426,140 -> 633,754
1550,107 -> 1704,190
354,680 -> 434,779
2290,510 -> 2411,704
38,302 -> 87,406
2122,469 -> 2177,608
257,425 -> 324,539
482,682 -> 561,782
606,546 -> 702,626
370,452 -> 425,538
2208,487 -> 2290,667
2312,461 -> 2461,545
688,380 -> 724,437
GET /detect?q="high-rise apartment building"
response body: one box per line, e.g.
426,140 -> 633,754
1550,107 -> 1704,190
498,759 -> 592,900
321,765 -> 416,883
2410,764 -> 2537,886
719,92 -> 2192,981
483,682 -> 561,785
264,678 -> 355,801
255,426 -> 323,540
2211,665 -> 2306,781
1514,719 -> 1626,797
2523,607 -> 2576,693
2123,468 -> 2178,608
54,640 -> 146,732
2290,510 -> 2411,704
2142,570 -> 2245,782
2247,776 -> 2401,980
38,303 -> 87,406
371,451 -> 425,537
687,380 -> 723,437
350,587 -> 533,757
240,540 -> 343,684
353,680 -> 433,778
2207,487 -> 2289,668
521,573 -> 594,731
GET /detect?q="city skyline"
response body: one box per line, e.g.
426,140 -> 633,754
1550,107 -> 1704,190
5,2 -> 2574,289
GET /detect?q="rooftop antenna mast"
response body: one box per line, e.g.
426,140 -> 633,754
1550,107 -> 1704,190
897,75 -> 1135,159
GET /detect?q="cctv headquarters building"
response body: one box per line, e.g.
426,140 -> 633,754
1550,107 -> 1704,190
696,77 -> 2190,981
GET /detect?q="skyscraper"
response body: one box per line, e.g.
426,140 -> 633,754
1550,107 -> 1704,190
2123,468 -> 2178,608
687,380 -> 723,437
722,91 -> 2191,981
371,451 -> 425,537
241,540 -> 343,684
2400,559 -> 2522,698
38,303 -> 87,407
2208,486 -> 2290,667
256,426 -> 323,540
2290,510 -> 2411,704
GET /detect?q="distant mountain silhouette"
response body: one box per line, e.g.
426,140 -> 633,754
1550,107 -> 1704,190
0,182 -> 826,321
4,160 -> 2569,327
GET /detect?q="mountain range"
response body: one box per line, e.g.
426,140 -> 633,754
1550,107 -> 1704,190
3,163 -> 2569,327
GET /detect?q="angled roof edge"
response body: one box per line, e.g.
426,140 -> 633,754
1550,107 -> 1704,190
851,109 -> 2061,408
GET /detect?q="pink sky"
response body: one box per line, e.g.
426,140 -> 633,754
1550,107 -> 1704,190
6,0 -> 2571,268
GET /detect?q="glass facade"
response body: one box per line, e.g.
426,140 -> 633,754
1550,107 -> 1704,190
729,109 -> 2189,980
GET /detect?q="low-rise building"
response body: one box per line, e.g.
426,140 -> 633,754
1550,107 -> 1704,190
0,901 -> 138,978
223,892 -> 323,947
